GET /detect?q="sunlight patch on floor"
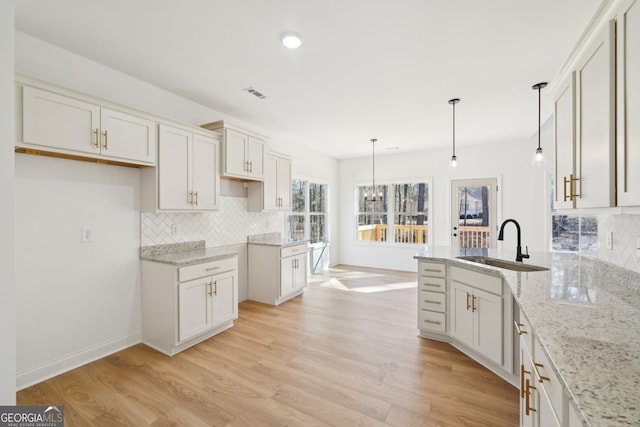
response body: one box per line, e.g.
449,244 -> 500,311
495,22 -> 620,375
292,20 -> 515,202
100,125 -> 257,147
318,278 -> 417,293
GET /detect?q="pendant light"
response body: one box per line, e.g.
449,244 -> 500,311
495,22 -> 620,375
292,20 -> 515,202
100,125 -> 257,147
364,138 -> 382,202
532,82 -> 547,166
449,98 -> 460,170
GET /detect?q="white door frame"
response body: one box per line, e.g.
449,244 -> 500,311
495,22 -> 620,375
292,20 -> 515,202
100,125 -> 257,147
450,177 -> 500,249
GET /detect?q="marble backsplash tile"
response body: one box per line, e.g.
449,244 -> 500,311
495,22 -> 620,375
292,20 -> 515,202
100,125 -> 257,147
597,214 -> 640,274
141,196 -> 285,247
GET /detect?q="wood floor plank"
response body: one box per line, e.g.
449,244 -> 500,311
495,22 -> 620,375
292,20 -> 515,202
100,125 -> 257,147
17,264 -> 518,426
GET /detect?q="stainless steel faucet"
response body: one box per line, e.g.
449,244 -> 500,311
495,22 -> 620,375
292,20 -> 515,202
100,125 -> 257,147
497,219 -> 529,262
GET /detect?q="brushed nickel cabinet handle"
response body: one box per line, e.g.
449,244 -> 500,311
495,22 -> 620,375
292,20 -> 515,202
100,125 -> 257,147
424,320 -> 442,325
93,128 -> 100,148
424,300 -> 441,304
103,130 -> 108,149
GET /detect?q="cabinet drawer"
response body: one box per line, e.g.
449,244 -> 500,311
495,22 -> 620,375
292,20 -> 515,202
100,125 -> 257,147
419,276 -> 446,292
281,244 -> 308,259
418,310 -> 446,333
451,266 -> 502,296
419,261 -> 446,278
179,257 -> 237,282
419,290 -> 446,313
533,336 -> 565,422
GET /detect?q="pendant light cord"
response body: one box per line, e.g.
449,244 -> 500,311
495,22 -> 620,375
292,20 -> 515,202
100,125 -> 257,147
537,85 -> 541,150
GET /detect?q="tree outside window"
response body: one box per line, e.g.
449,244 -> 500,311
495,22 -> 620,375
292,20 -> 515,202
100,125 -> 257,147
356,181 -> 429,244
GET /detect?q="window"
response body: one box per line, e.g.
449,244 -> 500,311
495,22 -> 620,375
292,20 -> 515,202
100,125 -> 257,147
551,215 -> 598,253
287,178 -> 328,243
356,181 -> 430,244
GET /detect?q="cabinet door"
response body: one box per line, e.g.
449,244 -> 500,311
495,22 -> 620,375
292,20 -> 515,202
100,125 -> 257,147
22,86 -> 100,155
617,0 -> 640,206
247,136 -> 264,178
277,156 -> 292,209
280,256 -> 295,297
575,20 -> 616,208
473,287 -> 503,365
554,74 -> 576,209
293,253 -> 307,292
263,153 -> 279,210
450,281 -> 474,347
212,272 -> 237,325
99,108 -> 156,164
158,125 -> 192,210
224,128 -> 248,177
192,133 -> 219,210
178,277 -> 212,342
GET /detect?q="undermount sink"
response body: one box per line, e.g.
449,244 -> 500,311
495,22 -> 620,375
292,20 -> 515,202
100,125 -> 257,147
456,256 -> 549,272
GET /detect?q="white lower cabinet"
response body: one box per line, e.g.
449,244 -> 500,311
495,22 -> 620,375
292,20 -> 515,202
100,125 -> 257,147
417,260 -> 514,385
450,266 -> 504,366
248,243 -> 308,305
141,256 -> 238,356
517,308 -> 566,427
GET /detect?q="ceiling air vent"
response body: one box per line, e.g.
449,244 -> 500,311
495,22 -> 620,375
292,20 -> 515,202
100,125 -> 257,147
243,87 -> 267,99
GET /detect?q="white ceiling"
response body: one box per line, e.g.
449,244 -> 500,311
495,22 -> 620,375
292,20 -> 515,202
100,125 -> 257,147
15,0 -> 603,159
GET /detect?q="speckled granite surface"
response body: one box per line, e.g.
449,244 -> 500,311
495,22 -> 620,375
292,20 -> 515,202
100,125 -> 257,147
247,232 -> 309,248
415,246 -> 640,427
140,241 -> 237,266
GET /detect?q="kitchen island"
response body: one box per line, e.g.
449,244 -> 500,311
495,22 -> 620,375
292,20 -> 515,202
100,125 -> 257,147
415,246 -> 640,427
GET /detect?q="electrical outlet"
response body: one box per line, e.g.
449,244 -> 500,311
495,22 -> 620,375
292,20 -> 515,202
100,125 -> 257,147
606,231 -> 613,250
81,228 -> 94,243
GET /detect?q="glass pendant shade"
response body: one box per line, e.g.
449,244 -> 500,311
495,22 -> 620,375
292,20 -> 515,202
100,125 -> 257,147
532,147 -> 545,166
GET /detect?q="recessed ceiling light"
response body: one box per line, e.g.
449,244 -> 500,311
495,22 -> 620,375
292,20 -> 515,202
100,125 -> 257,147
281,32 -> 303,49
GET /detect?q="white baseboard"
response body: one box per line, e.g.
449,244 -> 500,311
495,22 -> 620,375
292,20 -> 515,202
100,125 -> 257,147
16,332 -> 141,391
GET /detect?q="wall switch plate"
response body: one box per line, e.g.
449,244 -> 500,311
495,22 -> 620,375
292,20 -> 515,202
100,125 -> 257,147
81,228 -> 94,243
171,224 -> 181,236
637,237 -> 640,257
606,231 -> 613,250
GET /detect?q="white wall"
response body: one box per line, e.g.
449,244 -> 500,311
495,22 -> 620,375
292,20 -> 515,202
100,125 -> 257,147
14,155 -> 142,389
338,134 -> 553,271
0,0 -> 16,404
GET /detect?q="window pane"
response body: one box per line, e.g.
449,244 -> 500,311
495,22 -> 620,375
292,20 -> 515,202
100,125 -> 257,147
292,179 -> 306,213
310,214 -> 326,243
287,214 -> 305,240
393,215 -> 428,244
357,185 -> 387,213
552,215 -> 598,253
393,183 -> 428,215
357,213 -> 387,241
310,183 -> 327,213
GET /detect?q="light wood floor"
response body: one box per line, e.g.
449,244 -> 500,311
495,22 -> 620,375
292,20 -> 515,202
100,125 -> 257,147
18,264 -> 519,426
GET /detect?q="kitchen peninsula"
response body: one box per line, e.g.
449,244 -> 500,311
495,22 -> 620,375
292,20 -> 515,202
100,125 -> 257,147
415,246 -> 640,427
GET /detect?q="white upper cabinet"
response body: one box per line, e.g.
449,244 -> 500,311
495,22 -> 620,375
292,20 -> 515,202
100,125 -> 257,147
200,120 -> 265,181
617,0 -> 640,206
21,85 -> 155,166
155,124 -> 219,211
248,151 -> 292,212
575,20 -> 616,209
554,73 -> 577,209
553,21 -> 616,210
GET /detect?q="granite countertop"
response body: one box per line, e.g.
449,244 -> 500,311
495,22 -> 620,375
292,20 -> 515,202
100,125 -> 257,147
247,232 -> 309,248
415,246 -> 640,427
140,241 -> 238,266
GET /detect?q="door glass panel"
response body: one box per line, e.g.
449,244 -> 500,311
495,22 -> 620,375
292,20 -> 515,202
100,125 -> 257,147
452,179 -> 497,249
